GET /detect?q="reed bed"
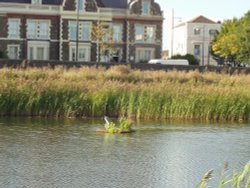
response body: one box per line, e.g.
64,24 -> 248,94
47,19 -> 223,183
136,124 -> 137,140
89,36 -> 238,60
0,65 -> 250,121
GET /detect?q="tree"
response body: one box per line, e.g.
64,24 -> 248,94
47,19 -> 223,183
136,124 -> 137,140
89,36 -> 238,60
92,22 -> 114,62
212,18 -> 240,62
212,11 -> 250,64
172,54 -> 199,65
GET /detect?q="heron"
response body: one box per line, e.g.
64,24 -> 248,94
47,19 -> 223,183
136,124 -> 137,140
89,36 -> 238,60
104,116 -> 110,125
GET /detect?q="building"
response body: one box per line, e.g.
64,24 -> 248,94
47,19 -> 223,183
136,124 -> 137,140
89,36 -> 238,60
172,15 -> 221,65
0,0 -> 163,63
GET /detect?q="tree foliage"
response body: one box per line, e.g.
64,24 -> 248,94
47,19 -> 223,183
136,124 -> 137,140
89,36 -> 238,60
212,11 -> 250,64
92,22 -> 114,62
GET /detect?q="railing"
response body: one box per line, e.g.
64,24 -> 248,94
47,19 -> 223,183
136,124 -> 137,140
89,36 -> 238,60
0,3 -> 60,12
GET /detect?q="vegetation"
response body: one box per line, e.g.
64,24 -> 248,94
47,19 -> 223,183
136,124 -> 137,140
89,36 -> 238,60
212,11 -> 250,64
197,161 -> 250,188
172,54 -> 199,65
1,65 -> 250,121
0,50 -> 8,59
104,117 -> 133,133
92,21 -> 114,62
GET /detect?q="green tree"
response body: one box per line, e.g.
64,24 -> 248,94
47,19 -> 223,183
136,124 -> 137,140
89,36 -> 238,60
212,11 -> 250,64
237,11 -> 250,64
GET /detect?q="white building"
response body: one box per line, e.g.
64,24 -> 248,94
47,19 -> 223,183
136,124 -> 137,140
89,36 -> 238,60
172,15 -> 221,65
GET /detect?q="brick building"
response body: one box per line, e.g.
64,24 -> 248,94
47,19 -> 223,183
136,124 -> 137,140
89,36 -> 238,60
0,0 -> 163,63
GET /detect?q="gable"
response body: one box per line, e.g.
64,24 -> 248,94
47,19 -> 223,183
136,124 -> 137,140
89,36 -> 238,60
188,15 -> 216,24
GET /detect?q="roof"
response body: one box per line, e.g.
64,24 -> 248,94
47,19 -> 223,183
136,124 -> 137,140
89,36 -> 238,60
96,0 -> 127,9
0,0 -> 63,5
188,15 -> 217,24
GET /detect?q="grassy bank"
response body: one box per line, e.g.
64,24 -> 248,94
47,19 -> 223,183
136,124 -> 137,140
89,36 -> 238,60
0,65 -> 250,120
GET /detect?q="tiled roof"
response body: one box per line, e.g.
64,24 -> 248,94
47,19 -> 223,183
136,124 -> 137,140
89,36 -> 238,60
97,0 -> 128,9
0,0 -> 63,5
188,15 -> 217,24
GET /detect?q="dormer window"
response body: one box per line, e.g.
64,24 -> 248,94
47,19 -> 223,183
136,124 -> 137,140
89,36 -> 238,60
77,0 -> 85,11
142,1 -> 150,15
32,0 -> 41,5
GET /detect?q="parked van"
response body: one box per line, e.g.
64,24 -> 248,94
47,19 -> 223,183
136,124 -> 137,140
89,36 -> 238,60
148,59 -> 189,65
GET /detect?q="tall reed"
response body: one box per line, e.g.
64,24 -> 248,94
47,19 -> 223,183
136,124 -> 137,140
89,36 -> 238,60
0,66 -> 250,120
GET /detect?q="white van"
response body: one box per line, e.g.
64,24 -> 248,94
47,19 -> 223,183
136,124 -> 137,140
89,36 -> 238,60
148,59 -> 189,65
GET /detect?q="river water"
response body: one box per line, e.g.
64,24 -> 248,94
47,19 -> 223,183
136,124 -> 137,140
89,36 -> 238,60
0,117 -> 249,188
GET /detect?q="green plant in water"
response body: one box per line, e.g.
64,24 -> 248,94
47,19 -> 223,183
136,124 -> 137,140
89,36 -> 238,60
104,121 -> 117,133
119,117 -> 133,132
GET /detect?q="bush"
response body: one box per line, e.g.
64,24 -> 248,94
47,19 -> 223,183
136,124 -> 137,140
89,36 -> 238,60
172,54 -> 199,65
0,50 -> 8,59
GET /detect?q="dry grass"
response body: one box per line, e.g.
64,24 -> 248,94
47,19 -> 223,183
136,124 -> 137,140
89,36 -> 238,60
0,65 -> 250,120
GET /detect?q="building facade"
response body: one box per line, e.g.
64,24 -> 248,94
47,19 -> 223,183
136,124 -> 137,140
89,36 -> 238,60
0,0 -> 163,63
172,15 -> 221,65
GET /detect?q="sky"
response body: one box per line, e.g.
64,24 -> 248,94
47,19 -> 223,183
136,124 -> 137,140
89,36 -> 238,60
156,0 -> 250,50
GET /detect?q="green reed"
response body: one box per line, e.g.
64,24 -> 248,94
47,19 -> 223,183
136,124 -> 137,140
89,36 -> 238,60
0,66 -> 250,120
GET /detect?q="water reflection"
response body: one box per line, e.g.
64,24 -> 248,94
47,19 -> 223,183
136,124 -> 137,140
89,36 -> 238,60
0,117 -> 249,188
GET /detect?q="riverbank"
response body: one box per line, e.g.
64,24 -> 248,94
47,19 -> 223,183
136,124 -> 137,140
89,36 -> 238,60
0,65 -> 250,121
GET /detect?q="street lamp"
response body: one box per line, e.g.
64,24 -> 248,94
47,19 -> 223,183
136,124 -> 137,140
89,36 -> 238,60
76,0 -> 80,62
171,8 -> 182,58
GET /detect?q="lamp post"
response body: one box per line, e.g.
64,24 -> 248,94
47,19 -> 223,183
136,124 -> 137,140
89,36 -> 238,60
76,0 -> 80,62
171,9 -> 181,58
202,25 -> 205,66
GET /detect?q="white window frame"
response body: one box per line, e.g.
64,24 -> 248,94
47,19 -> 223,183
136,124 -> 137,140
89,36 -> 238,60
113,24 -> 122,42
145,25 -> 155,43
32,0 -> 41,5
7,44 -> 20,59
27,41 -> 49,60
69,43 -> 90,62
69,21 -> 91,41
27,19 -> 50,40
8,19 -> 20,39
135,47 -> 155,63
135,25 -> 144,42
135,24 -> 156,43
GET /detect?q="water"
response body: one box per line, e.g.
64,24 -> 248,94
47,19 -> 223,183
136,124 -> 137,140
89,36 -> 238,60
0,118 -> 249,188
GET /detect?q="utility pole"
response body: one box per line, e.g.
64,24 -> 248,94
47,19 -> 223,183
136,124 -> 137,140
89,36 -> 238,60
202,25 -> 205,66
76,0 -> 80,62
171,9 -> 181,58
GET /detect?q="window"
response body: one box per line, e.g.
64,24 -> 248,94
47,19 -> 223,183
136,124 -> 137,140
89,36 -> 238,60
32,0 -> 41,5
69,21 -> 91,41
135,25 -> 155,43
28,41 -> 49,60
194,28 -> 201,35
80,22 -> 91,41
69,46 -> 90,61
142,1 -> 150,15
69,22 -> 77,40
135,25 -> 144,42
145,26 -> 155,43
8,19 -> 20,39
209,29 -> 217,37
77,0 -> 85,11
136,48 -> 154,62
194,45 -> 201,59
7,45 -> 19,59
113,24 -> 122,42
27,20 -> 50,39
